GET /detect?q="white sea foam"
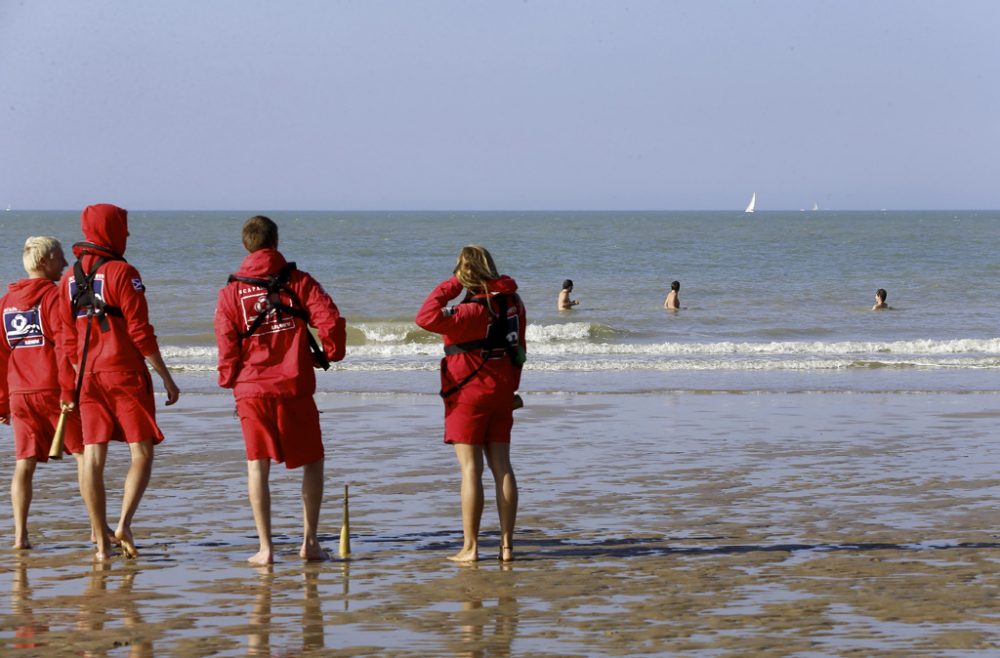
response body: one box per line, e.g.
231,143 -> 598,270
160,337 -> 1000,373
526,337 -> 1000,357
525,322 -> 617,342
351,322 -> 435,344
349,320 -> 616,344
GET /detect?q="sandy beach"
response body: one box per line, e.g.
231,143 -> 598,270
2,388 -> 1000,656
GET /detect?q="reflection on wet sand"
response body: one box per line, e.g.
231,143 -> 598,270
4,391 -> 1000,654
11,558 -> 48,651
247,566 -> 326,656
341,560 -> 350,612
449,565 -> 519,658
77,563 -> 154,658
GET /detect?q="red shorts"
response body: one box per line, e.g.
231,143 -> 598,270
236,395 -> 324,469
444,402 -> 513,445
79,370 -> 164,446
10,391 -> 84,460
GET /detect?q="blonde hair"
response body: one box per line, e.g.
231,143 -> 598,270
454,245 -> 499,295
23,236 -> 62,273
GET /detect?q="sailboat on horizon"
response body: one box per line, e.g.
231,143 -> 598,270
744,192 -> 756,214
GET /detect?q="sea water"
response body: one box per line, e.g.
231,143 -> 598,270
1,210 -> 998,395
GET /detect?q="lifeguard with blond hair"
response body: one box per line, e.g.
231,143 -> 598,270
415,245 -> 526,562
0,236 -> 83,550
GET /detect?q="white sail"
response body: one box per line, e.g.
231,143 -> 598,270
812,202 -> 819,211
744,192 -> 756,213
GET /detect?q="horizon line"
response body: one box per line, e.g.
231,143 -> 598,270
5,207 -> 1000,213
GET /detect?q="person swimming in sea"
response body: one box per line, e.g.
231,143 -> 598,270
872,288 -> 891,311
664,280 -> 680,310
558,279 -> 579,311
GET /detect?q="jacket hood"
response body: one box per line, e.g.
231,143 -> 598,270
488,275 -> 518,295
76,204 -> 128,257
234,248 -> 289,278
5,278 -> 57,308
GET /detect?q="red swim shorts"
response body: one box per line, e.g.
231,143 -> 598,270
79,370 -> 164,446
444,402 -> 513,445
236,395 -> 324,469
10,391 -> 83,460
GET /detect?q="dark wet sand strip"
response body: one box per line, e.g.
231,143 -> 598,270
2,391 -> 1000,655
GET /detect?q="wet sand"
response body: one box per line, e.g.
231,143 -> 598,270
2,389 -> 1000,655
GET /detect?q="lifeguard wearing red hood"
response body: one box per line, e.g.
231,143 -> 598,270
76,203 -> 129,258
57,203 -> 181,561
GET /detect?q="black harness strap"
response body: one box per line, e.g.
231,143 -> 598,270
71,250 -> 125,334
67,244 -> 127,406
227,262 -> 330,370
440,293 -> 524,399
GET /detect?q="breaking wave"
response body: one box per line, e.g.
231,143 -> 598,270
160,336 -> 1000,373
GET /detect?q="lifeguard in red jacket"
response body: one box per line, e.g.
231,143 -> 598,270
59,203 -> 180,561
214,215 -> 346,565
415,245 -> 526,562
0,236 -> 82,550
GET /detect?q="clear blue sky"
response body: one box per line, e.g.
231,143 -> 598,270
2,1 -> 997,211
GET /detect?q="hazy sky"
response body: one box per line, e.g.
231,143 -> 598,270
1,1 -> 997,210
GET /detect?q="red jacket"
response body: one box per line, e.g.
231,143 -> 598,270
415,275 -> 526,409
0,278 -> 77,414
214,248 -> 344,399
58,204 -> 160,374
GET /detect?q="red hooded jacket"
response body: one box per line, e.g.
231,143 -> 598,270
214,248 -> 344,399
0,278 -> 77,414
58,204 -> 160,374
415,275 -> 526,409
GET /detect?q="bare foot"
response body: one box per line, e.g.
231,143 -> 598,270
115,528 -> 139,559
12,538 -> 31,550
91,526 -> 119,546
299,540 -> 328,561
93,549 -> 113,561
447,548 -> 479,563
247,549 -> 274,566
500,545 -> 514,562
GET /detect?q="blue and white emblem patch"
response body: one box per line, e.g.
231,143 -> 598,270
3,307 -> 45,348
132,278 -> 145,292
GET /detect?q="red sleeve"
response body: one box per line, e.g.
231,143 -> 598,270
43,287 -> 77,401
299,273 -> 345,362
414,277 -> 484,338
214,286 -> 242,389
57,270 -> 78,372
111,264 -> 159,357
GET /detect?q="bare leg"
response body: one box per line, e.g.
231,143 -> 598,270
247,459 -> 273,565
485,442 -> 518,562
115,439 -> 154,559
81,443 -> 111,560
449,444 -> 484,562
75,454 -> 116,546
11,458 -> 37,550
299,459 -> 326,560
